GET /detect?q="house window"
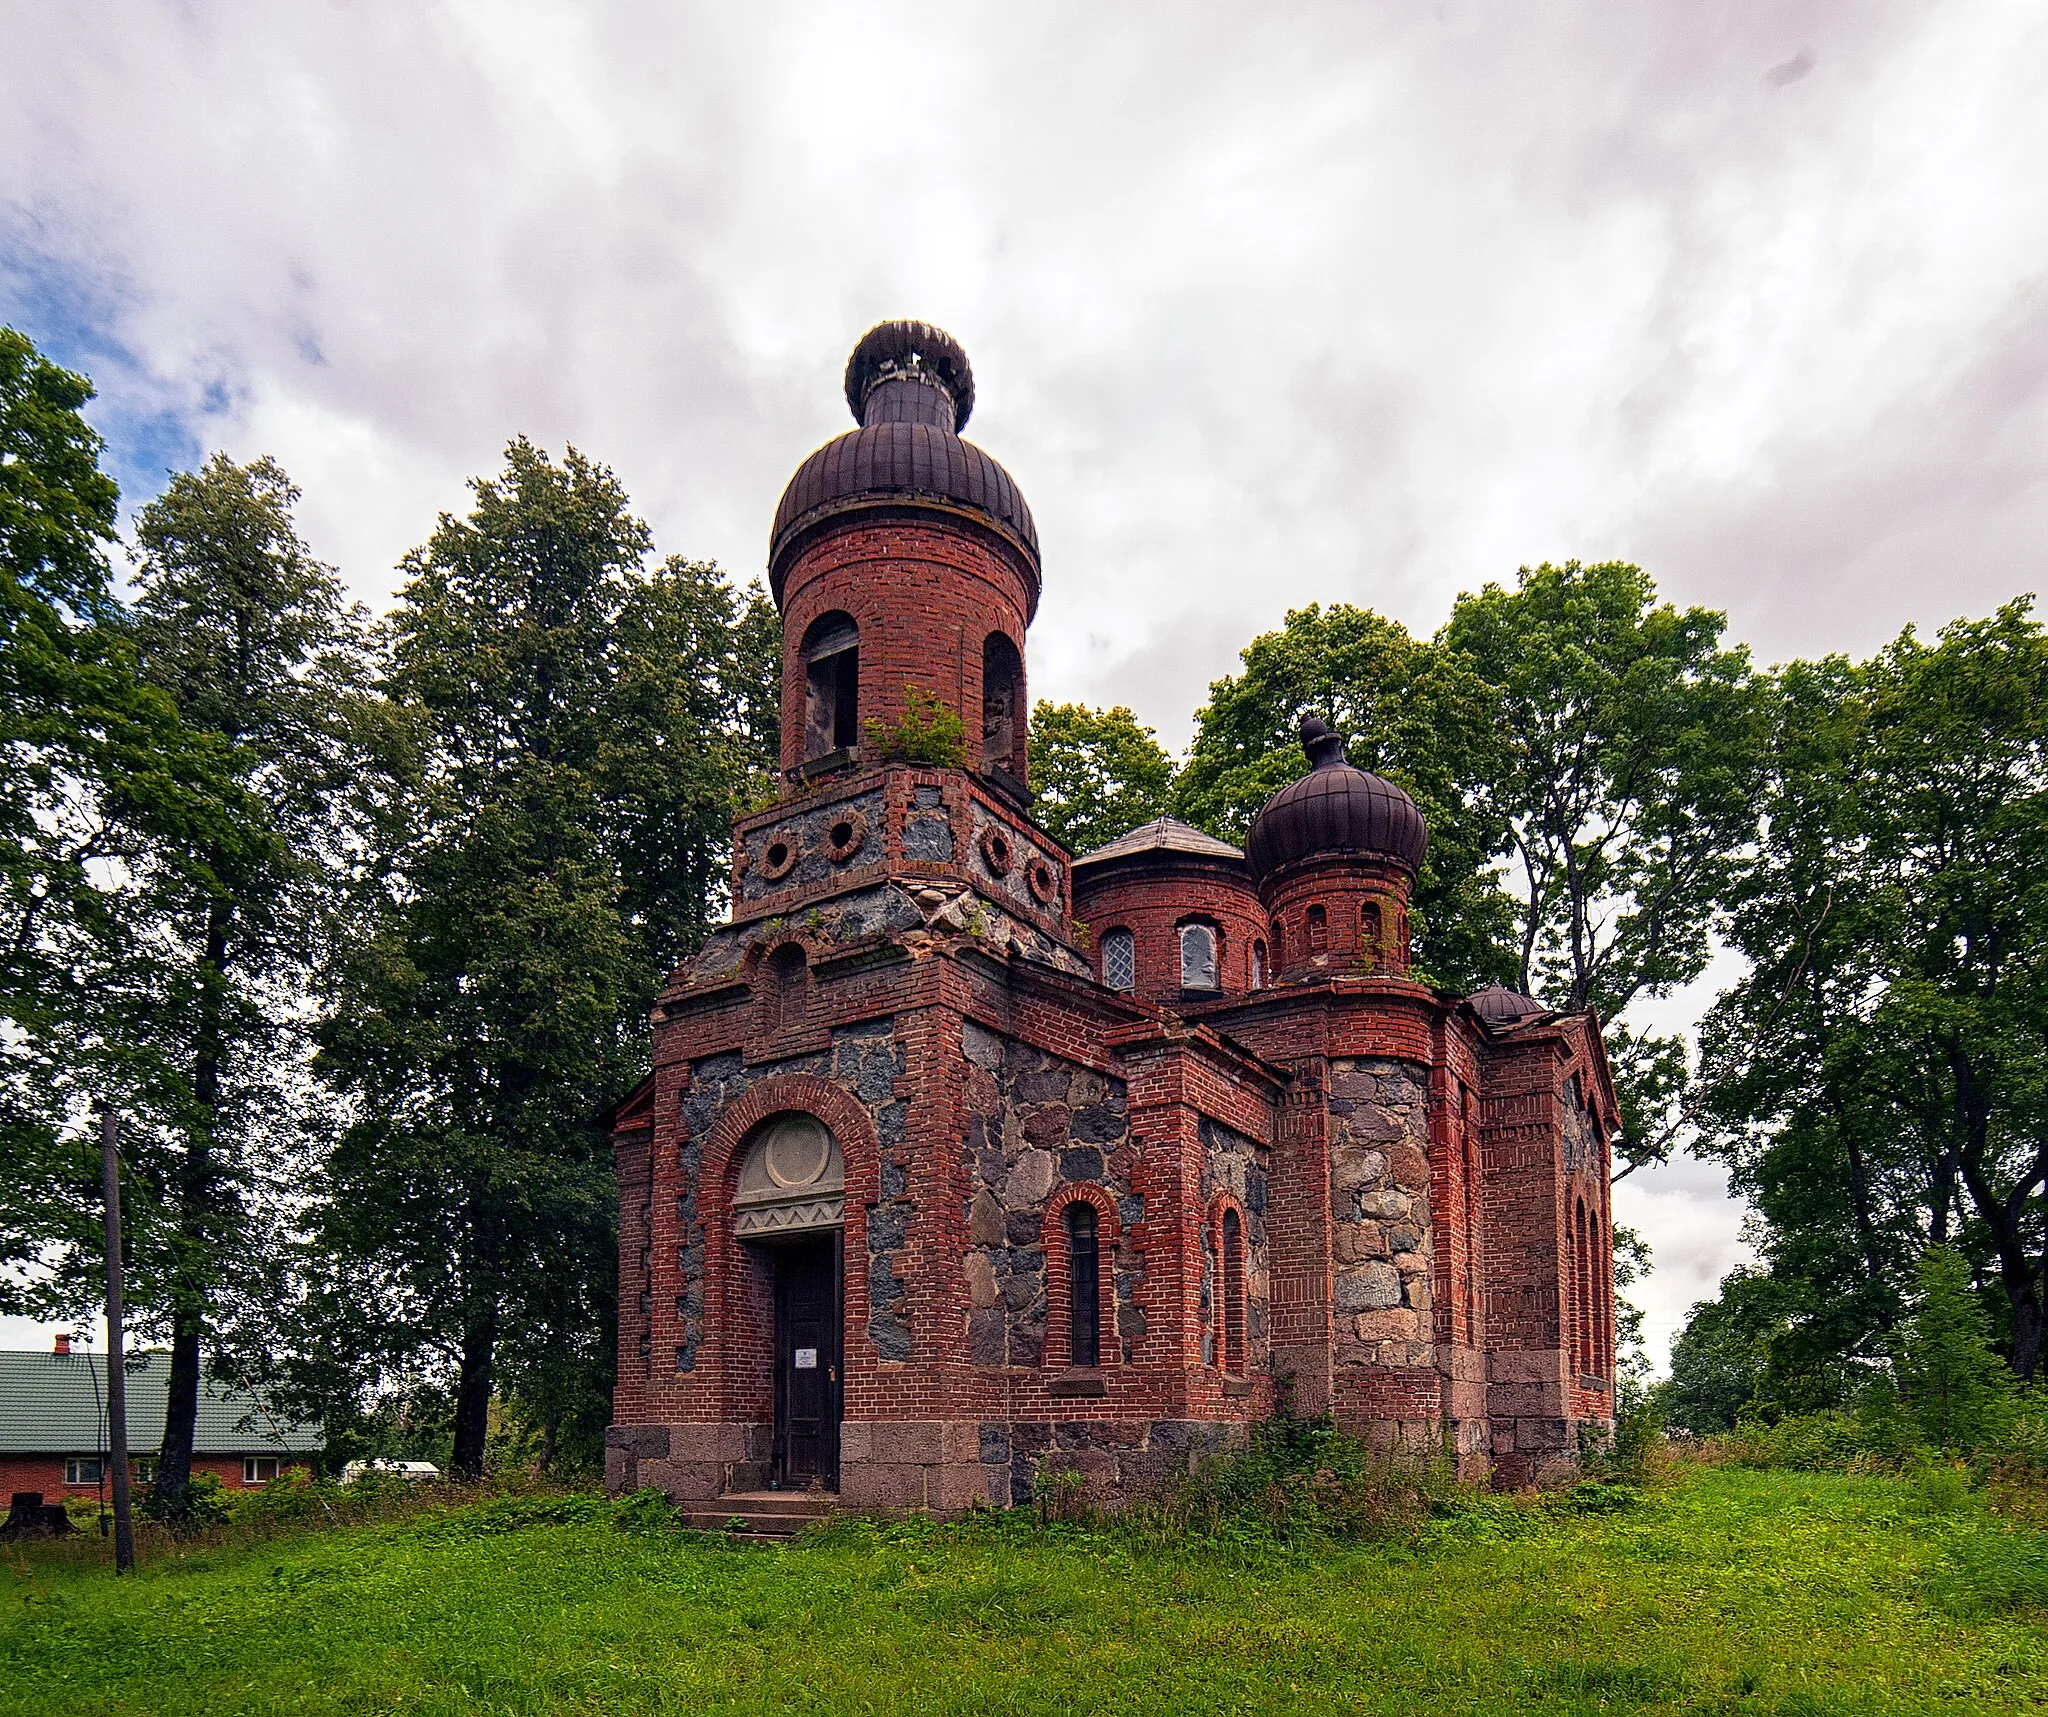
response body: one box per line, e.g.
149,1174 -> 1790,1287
1066,1203 -> 1101,1368
64,1456 -> 102,1486
132,1455 -> 157,1485
244,1456 -> 280,1485
1221,1208 -> 1246,1375
1179,922 -> 1219,990
1306,904 -> 1329,954
1250,939 -> 1267,988
1101,928 -> 1136,992
802,612 -> 860,759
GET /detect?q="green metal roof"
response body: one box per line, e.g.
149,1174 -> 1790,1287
0,1350 -> 323,1456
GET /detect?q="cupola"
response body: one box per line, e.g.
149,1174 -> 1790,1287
1245,718 -> 1429,980
1072,817 -> 1273,1004
768,322 -> 1041,797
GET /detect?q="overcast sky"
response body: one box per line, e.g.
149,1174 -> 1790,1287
5,1 -> 2044,1369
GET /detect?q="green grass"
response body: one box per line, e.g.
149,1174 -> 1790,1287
3,1465 -> 2045,1714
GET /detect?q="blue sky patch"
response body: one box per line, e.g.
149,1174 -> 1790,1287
0,223 -> 223,515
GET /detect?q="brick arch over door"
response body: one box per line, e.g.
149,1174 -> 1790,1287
695,1073 -> 886,1415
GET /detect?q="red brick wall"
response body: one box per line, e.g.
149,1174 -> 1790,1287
778,520 -> 1037,785
0,1453 -> 282,1498
1260,853 -> 1415,980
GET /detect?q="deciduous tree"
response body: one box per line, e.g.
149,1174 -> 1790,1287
113,455 -> 374,1511
1175,603 -> 1513,994
317,440 -> 775,1477
1697,603 -> 2048,1376
1029,702 -> 1175,855
1440,562 -> 1767,1174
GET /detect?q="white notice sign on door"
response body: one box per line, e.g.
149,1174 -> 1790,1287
793,1347 -> 818,1369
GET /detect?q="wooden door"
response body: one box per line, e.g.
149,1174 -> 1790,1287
772,1232 -> 842,1488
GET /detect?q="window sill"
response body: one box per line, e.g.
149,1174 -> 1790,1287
1048,1371 -> 1107,1398
790,746 -> 861,783
982,765 -> 1034,809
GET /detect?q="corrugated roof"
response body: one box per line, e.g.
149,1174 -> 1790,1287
1073,816 -> 1245,869
0,1351 -> 323,1455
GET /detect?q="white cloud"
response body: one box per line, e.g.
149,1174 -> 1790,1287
6,0 -> 2045,1363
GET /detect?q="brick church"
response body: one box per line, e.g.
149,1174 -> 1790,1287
606,321 -> 1620,1510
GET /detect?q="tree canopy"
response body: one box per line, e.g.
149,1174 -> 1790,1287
313,439 -> 777,1476
1694,602 -> 2048,1382
1175,602 -> 1513,996
1029,701 -> 1176,855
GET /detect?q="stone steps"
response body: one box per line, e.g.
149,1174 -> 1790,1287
680,1489 -> 838,1541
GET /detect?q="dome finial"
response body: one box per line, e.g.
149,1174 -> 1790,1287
1299,715 -> 1347,771
844,320 -> 976,431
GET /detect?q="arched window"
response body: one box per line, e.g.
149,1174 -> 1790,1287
981,632 -> 1024,779
1573,1199 -> 1593,1374
802,613 -> 860,759
1362,901 -> 1383,968
1598,1208 -> 1613,1376
1101,927 -> 1136,992
1179,922 -> 1219,990
760,943 -> 808,1035
1221,1208 -> 1245,1375
1065,1203 -> 1101,1367
1306,904 -> 1329,955
1250,939 -> 1267,988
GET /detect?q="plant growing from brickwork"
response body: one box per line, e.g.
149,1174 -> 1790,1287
865,684 -> 965,767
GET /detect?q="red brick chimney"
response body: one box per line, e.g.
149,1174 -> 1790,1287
52,1334 -> 70,1356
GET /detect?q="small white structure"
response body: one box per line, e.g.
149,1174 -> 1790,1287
341,1458 -> 441,1484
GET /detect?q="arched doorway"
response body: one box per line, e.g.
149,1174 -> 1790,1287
735,1113 -> 846,1488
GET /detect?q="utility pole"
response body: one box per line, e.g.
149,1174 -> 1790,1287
100,1106 -> 135,1574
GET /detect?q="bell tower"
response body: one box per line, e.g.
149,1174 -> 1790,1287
769,321 -> 1041,803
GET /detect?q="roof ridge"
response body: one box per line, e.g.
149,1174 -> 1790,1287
1073,814 -> 1245,866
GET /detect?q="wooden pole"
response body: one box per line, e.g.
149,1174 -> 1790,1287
100,1107 -> 135,1574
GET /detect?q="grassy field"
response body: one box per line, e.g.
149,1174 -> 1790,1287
3,1464 -> 2045,1715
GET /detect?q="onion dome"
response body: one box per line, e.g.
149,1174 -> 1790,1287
769,320 -> 1038,606
1244,717 -> 1430,883
1467,982 -> 1546,1028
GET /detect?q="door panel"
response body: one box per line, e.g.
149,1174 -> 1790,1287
772,1234 -> 843,1488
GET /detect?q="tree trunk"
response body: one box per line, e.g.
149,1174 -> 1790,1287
450,1300 -> 497,1481
1802,957 -> 1886,1288
2011,1287 -> 2045,1383
153,1307 -> 203,1509
154,896 -> 233,1514
1945,1038 -> 2043,1379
